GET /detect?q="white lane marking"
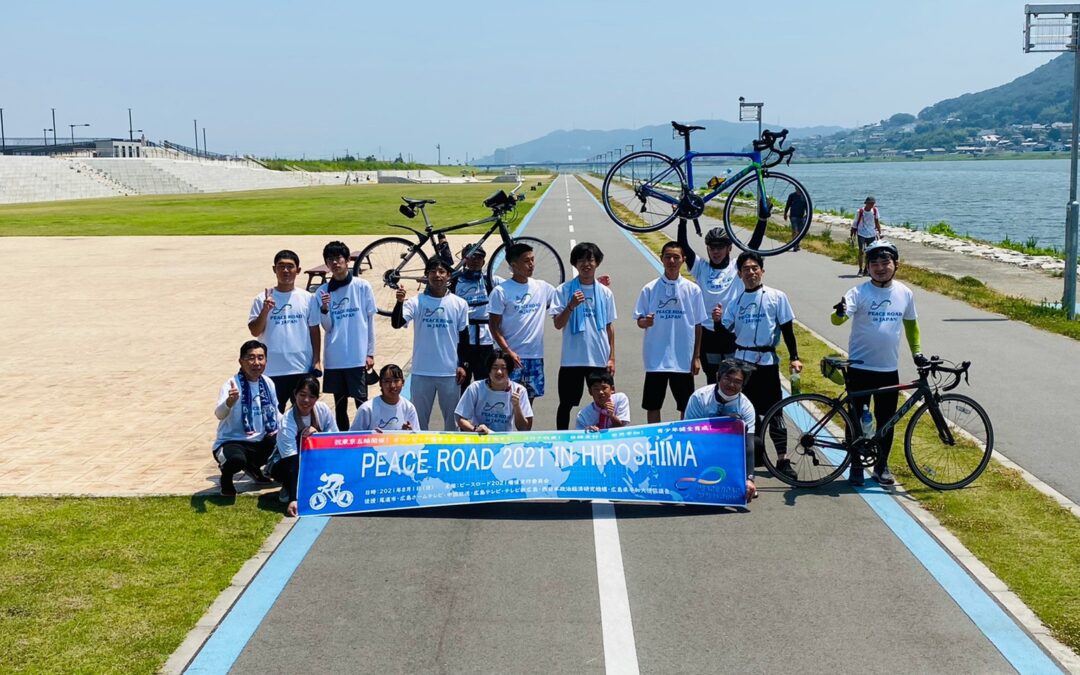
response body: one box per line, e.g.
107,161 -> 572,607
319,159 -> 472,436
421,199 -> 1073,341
569,225 -> 575,233
592,502 -> 640,675
567,207 -> 572,213
568,215 -> 573,222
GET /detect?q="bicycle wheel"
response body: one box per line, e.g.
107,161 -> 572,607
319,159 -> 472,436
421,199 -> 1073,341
354,236 -> 429,316
904,393 -> 994,490
601,151 -> 685,233
722,170 -> 812,256
486,236 -> 566,288
761,394 -> 853,487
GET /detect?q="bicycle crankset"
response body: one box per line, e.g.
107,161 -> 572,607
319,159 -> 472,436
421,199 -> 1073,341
677,193 -> 705,220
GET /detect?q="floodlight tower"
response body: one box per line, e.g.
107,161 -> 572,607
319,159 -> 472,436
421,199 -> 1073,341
1025,4 -> 1080,317
738,96 -> 764,139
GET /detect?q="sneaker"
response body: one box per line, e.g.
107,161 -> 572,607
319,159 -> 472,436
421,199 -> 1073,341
872,467 -> 896,485
775,458 -> 798,481
244,468 -> 274,484
849,463 -> 864,486
220,473 -> 237,497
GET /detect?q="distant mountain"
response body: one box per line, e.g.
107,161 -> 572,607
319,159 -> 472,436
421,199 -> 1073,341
918,53 -> 1070,127
477,120 -> 845,165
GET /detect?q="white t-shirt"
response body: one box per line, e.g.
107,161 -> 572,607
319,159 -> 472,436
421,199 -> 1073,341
844,281 -> 918,372
249,288 -> 320,377
575,392 -> 631,430
213,375 -> 280,449
550,280 -> 618,367
401,292 -> 469,376
722,285 -> 794,367
488,278 -> 556,359
276,401 -> 338,459
853,206 -> 880,238
683,386 -> 756,434
633,276 -> 708,373
454,379 -> 534,432
318,276 -> 377,369
689,259 -> 740,331
452,274 -> 505,346
351,396 -> 422,432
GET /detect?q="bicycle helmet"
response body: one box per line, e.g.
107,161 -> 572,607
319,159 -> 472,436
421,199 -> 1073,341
865,239 -> 899,262
704,227 -> 733,246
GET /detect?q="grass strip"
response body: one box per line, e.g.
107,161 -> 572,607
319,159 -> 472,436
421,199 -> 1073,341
0,180 -> 551,237
576,175 -> 1080,653
0,495 -> 282,673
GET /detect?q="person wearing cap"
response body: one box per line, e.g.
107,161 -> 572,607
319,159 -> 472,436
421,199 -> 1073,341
831,240 -> 923,486
851,197 -> 882,276
678,221 -> 739,384
449,244 -> 505,391
684,358 -> 758,502
391,257 -> 469,431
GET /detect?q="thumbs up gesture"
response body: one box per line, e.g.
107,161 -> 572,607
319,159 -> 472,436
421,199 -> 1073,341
226,380 -> 240,408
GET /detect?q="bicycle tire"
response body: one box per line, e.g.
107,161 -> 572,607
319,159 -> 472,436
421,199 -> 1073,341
486,236 -> 566,288
354,236 -> 429,316
904,393 -> 994,490
722,170 -> 813,256
760,393 -> 853,488
601,151 -> 685,233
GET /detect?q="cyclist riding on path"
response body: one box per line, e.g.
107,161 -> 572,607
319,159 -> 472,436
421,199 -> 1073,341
830,240 -> 924,486
678,222 -> 739,385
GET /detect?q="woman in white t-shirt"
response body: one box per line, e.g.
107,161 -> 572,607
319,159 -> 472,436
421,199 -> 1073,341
455,351 -> 534,434
267,375 -> 338,517
351,364 -> 421,433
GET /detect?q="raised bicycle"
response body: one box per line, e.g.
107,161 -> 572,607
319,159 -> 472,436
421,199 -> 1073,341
759,355 -> 994,490
355,184 -> 566,315
600,121 -> 812,256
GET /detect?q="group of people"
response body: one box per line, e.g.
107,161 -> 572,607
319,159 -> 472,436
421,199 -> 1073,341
213,197 -> 922,512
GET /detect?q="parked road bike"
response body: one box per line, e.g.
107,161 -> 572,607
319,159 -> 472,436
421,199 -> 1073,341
759,355 -> 994,490
355,183 -> 566,315
600,121 -> 813,256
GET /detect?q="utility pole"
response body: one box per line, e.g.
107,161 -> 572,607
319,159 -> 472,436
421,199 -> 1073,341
51,108 -> 57,145
128,108 -> 134,141
436,143 -> 441,165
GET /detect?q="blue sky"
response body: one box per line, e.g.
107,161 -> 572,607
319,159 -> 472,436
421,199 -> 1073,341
0,0 -> 1056,161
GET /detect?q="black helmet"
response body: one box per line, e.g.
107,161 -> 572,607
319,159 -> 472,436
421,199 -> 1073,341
704,227 -> 732,246
865,239 -> 899,262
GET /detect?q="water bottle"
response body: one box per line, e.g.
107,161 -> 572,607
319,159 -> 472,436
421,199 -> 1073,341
790,371 -> 801,396
860,406 -> 875,438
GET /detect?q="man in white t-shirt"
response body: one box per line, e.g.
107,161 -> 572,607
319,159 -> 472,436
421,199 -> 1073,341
551,242 -> 617,429
850,196 -> 881,276
392,257 -> 469,431
831,240 -> 923,486
722,251 -> 802,481
248,249 -> 322,411
678,222 -> 739,384
684,359 -> 758,502
449,244 -> 504,391
317,241 -> 378,431
634,241 -> 707,424
489,242 -> 557,402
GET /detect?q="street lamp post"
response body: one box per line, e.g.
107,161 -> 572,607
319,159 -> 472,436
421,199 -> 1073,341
43,128 -> 52,145
51,108 -> 57,145
436,143 -> 441,165
1025,4 -> 1080,317
193,119 -> 199,156
1,108 -> 5,154
128,108 -> 134,141
642,138 -> 652,151
738,96 -> 764,139
69,123 -> 89,145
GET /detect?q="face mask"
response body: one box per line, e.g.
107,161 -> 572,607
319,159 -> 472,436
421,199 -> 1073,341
714,386 -> 740,403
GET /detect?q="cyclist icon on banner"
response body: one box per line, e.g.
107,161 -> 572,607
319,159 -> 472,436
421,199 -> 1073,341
309,472 -> 354,511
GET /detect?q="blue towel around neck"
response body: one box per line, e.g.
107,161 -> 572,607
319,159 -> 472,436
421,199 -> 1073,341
567,277 -> 606,334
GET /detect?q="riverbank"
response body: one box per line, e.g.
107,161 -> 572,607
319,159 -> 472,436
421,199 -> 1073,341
795,151 -> 1071,165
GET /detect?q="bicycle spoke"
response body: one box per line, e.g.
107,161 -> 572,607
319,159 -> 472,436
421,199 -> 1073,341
905,394 -> 993,490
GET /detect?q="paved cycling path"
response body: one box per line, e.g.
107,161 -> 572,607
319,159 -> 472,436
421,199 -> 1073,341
184,176 -> 1059,674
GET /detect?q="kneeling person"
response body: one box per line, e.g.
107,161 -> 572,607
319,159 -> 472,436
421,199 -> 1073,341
212,340 -> 279,497
455,351 -> 534,434
575,371 -> 631,431
267,375 -> 337,517
351,364 -> 421,432
684,358 -> 758,501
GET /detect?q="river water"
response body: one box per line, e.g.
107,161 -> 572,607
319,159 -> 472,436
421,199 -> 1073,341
785,158 -> 1071,250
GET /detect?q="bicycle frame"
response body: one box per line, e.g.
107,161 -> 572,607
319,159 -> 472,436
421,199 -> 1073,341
838,377 -> 955,450
385,210 -> 512,281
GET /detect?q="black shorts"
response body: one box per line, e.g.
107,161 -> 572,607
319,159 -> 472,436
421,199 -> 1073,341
857,235 -> 876,250
323,367 -> 369,401
460,343 -> 494,386
269,373 -> 306,412
558,366 -> 607,406
641,371 -> 695,412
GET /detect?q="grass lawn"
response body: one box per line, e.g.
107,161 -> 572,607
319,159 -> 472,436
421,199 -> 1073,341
577,174 -> 1080,653
0,180 -> 552,237
0,495 -> 283,673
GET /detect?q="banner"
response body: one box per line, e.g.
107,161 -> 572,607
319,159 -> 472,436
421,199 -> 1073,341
297,418 -> 746,516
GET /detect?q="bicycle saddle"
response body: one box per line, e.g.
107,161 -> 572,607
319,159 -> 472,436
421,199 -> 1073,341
671,121 -> 705,135
401,197 -> 436,207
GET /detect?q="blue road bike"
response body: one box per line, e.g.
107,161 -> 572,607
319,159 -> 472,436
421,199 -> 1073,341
600,121 -> 812,256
